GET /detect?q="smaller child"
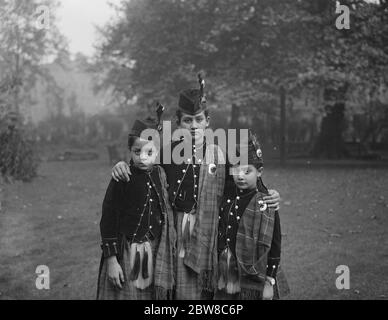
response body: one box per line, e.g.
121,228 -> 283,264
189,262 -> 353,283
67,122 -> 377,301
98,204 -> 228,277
96,115 -> 176,300
215,132 -> 288,300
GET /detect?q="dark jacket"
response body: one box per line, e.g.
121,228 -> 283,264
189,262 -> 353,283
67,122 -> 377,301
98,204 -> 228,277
99,165 -> 166,259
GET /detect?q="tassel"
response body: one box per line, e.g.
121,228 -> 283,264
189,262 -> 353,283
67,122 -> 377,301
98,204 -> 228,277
129,242 -> 136,271
142,244 -> 149,280
130,245 -> 141,281
228,251 -> 239,283
136,243 -> 145,289
142,241 -> 153,289
189,213 -> 196,235
179,247 -> 185,258
217,275 -> 226,291
218,248 -> 228,290
226,280 -> 241,295
226,249 -> 240,294
182,217 -> 191,249
179,213 -> 190,258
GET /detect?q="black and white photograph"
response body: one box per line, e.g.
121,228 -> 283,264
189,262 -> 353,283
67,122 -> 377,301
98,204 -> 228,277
0,0 -> 387,303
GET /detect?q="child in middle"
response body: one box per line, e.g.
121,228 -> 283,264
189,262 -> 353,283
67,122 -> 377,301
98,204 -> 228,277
111,77 -> 227,299
110,76 -> 282,299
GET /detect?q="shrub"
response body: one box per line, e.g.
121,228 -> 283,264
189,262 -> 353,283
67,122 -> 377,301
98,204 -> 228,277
0,114 -> 40,182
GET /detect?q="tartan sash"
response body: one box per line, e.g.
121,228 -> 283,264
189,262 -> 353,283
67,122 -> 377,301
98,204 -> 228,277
182,144 -> 225,292
235,192 -> 276,297
153,166 -> 177,299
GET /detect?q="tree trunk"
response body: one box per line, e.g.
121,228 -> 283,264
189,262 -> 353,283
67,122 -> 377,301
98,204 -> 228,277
280,86 -> 287,164
13,25 -> 21,114
313,85 -> 348,159
229,103 -> 240,129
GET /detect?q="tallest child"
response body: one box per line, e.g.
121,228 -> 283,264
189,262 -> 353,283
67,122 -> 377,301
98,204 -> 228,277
111,75 -> 281,299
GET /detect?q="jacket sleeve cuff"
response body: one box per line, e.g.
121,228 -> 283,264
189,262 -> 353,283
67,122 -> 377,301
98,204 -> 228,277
266,257 -> 280,278
100,238 -> 120,258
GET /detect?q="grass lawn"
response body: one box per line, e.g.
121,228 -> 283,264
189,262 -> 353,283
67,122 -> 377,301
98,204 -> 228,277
0,159 -> 387,300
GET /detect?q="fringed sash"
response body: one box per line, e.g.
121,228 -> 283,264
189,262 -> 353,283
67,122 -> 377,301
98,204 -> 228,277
181,144 -> 226,293
153,166 -> 177,300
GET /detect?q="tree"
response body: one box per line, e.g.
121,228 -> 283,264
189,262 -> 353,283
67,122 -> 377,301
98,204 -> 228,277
94,0 -> 219,112
306,0 -> 388,157
95,0 -> 388,159
0,0 -> 67,181
0,0 -> 67,115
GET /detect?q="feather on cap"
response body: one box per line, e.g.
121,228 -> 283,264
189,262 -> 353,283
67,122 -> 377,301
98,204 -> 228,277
178,74 -> 207,115
129,102 -> 165,138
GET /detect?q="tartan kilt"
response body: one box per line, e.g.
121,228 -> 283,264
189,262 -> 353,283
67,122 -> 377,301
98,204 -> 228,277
96,237 -> 159,300
274,266 -> 291,299
213,290 -> 240,300
174,210 -> 212,300
213,266 -> 290,300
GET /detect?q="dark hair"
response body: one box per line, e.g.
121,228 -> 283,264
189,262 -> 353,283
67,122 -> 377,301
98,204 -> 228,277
128,135 -> 156,149
127,135 -> 138,149
256,177 -> 269,194
176,109 -> 210,124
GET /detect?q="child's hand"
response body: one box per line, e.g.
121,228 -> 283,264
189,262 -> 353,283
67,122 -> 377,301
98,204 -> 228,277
263,278 -> 274,300
112,161 -> 131,182
263,189 -> 280,211
107,256 -> 125,289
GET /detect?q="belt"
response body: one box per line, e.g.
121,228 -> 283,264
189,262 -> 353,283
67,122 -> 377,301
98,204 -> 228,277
174,208 -> 197,215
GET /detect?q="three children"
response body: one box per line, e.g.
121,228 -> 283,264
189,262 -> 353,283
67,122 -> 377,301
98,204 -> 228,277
99,76 -> 286,300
